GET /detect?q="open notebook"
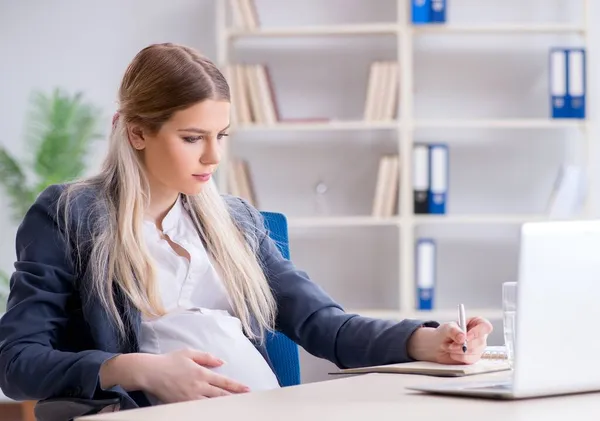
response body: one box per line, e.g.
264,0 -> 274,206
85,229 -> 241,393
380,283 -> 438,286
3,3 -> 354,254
330,353 -> 511,378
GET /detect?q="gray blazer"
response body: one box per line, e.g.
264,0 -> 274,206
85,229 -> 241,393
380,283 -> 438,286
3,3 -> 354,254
0,183 -> 438,409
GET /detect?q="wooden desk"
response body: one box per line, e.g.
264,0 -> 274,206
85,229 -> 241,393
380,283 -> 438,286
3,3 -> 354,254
79,371 -> 600,421
0,402 -> 35,421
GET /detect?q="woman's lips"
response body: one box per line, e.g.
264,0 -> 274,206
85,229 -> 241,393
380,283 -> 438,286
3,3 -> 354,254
192,173 -> 211,182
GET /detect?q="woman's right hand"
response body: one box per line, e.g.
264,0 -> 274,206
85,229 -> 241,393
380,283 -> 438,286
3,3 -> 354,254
142,349 -> 250,402
100,349 -> 250,403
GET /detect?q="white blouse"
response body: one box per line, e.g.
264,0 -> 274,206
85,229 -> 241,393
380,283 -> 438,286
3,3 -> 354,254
139,195 -> 280,403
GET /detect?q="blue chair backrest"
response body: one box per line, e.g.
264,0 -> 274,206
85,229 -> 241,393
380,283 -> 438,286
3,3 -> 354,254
260,211 -> 301,387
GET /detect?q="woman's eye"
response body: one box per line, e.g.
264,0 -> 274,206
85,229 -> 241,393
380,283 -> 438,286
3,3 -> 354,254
183,136 -> 202,143
183,133 -> 228,143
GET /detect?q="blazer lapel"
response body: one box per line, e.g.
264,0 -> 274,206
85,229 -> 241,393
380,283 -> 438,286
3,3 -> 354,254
80,272 -> 142,354
113,284 -> 142,352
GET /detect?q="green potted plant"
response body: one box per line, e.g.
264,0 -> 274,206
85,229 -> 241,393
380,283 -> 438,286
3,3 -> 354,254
0,272 -> 8,313
0,88 -> 103,312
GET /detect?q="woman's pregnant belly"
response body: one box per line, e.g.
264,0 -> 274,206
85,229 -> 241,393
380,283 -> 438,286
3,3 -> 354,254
139,307 -> 281,402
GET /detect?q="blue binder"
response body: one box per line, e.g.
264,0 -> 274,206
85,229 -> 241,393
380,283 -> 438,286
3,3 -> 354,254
416,238 -> 436,310
412,0 -> 431,24
430,0 -> 447,23
428,144 -> 448,214
567,48 -> 586,119
413,143 -> 430,214
550,48 -> 569,119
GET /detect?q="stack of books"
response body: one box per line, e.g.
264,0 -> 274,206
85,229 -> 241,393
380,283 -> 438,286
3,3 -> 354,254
223,64 -> 279,126
371,154 -> 400,217
229,0 -> 259,30
363,61 -> 399,122
227,158 -> 257,207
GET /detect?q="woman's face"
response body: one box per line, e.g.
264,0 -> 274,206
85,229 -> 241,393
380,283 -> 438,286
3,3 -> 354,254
129,99 -> 230,196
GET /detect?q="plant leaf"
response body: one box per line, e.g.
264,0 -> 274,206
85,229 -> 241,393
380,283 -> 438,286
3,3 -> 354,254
0,88 -> 103,222
0,146 -> 35,221
0,269 -> 8,313
28,88 -> 103,194
0,269 -> 9,287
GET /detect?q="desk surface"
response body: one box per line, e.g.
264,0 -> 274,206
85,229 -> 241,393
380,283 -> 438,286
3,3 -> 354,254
0,388 -> 13,403
80,371 -> 600,421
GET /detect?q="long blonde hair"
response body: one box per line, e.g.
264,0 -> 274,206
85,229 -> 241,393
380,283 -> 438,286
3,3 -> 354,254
57,43 -> 276,343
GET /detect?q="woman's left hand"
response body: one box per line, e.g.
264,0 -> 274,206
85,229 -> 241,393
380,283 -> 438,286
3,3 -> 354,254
407,317 -> 494,365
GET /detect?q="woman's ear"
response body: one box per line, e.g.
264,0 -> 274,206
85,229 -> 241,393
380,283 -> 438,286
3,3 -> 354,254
127,124 -> 147,150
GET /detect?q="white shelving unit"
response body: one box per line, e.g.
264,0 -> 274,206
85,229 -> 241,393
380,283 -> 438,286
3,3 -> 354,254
215,0 -> 592,323
227,23 -> 400,38
231,118 -> 588,132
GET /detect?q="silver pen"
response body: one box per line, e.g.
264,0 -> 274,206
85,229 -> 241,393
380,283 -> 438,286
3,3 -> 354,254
458,304 -> 467,353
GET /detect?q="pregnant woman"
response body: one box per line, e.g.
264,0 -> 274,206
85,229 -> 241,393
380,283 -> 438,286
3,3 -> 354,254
0,42 -> 492,412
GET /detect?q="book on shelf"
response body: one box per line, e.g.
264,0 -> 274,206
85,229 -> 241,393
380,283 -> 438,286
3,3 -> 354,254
567,49 -> 586,119
224,63 -> 279,126
411,0 -> 447,25
372,154 -> 399,217
413,144 -> 430,214
229,0 -> 259,30
416,238 -> 436,310
227,158 -> 258,207
428,144 -> 448,215
549,47 -> 586,119
363,60 -> 399,122
430,0 -> 447,23
413,143 -> 448,215
224,63 -> 331,127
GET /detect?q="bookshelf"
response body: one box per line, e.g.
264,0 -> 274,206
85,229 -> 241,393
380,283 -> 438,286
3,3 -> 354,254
215,0 -> 593,325
234,120 -> 399,132
412,23 -> 586,34
227,23 -> 400,38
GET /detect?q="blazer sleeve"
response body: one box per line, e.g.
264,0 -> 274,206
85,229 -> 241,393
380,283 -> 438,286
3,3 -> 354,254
236,198 -> 440,369
0,185 -> 119,401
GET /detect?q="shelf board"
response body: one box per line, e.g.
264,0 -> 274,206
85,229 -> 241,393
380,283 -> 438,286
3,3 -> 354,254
412,23 -> 586,34
233,119 -> 587,132
233,120 -> 399,132
285,214 -> 556,228
226,23 -> 584,39
413,214 -> 550,225
414,118 -> 587,129
350,309 -> 504,321
227,23 -> 398,38
288,216 -> 400,228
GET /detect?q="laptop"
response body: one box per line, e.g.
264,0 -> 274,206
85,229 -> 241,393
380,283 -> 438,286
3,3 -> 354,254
408,219 -> 600,399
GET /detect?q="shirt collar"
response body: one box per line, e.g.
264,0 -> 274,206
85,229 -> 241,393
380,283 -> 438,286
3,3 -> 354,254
159,194 -> 184,234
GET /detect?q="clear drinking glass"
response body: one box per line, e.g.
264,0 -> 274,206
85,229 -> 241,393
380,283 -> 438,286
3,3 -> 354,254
502,282 -> 517,368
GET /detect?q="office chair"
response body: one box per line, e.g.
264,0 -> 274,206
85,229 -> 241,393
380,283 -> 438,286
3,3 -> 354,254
260,211 -> 301,388
33,211 -> 301,421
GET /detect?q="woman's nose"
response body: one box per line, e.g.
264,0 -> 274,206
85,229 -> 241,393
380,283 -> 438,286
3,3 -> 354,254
201,140 -> 221,165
